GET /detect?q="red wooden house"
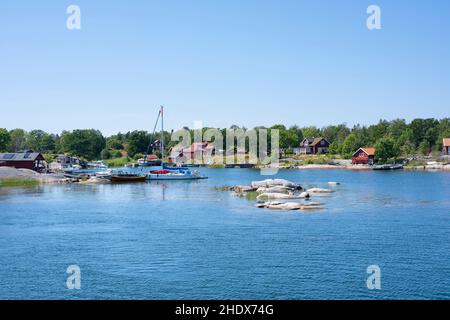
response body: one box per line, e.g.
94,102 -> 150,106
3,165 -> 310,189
352,147 -> 376,165
297,137 -> 330,154
0,152 -> 46,172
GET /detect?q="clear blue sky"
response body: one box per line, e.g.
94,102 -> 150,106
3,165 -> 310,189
1,0 -> 449,135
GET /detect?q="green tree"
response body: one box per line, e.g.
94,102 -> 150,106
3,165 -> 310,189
418,140 -> 430,155
410,118 -> 439,148
126,131 -> 150,157
111,150 -> 122,158
59,129 -> 106,160
341,133 -> 360,158
288,125 -> 303,144
0,128 -> 11,152
302,126 -> 320,139
26,130 -> 56,152
387,119 -> 407,138
375,137 -> 400,164
322,124 -> 350,146
101,149 -> 112,160
395,128 -> 414,156
8,129 -> 27,152
328,141 -> 342,154
106,138 -> 124,150
367,120 -> 389,144
133,153 -> 144,161
270,124 -> 300,150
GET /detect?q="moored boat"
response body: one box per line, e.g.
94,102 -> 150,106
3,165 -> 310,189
373,164 -> 404,171
87,161 -> 108,169
182,163 -> 200,168
137,157 -> 162,167
62,164 -> 82,173
95,170 -> 113,179
146,168 -> 207,180
143,106 -> 208,181
224,163 -> 255,168
110,173 -> 146,182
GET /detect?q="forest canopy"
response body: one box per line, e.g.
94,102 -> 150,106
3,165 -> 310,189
0,118 -> 449,161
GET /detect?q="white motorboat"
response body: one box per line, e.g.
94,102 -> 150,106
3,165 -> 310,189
62,164 -> 82,173
95,170 -> 113,179
88,161 -> 108,169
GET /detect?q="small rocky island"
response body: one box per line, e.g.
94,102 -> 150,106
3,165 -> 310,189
221,179 -> 337,211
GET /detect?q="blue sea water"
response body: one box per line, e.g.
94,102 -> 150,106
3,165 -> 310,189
0,168 -> 449,299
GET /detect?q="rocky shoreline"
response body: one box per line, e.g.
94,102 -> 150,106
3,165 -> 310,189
0,167 -> 73,184
265,163 -> 450,171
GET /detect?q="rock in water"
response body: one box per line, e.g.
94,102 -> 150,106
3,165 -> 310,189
255,201 -> 283,208
299,192 -> 310,198
234,185 -> 256,193
301,202 -> 322,207
299,205 -> 323,210
251,179 -> 302,190
306,188 -> 335,193
267,202 -> 299,210
256,192 -> 309,200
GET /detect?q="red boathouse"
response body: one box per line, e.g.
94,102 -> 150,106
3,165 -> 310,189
443,138 -> 450,155
0,152 -> 46,172
352,147 -> 376,165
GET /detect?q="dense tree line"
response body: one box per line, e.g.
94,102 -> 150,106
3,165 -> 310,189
0,118 -> 449,161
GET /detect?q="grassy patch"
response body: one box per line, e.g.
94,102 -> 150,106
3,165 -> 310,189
104,157 -> 132,167
0,178 -> 40,187
283,154 -> 336,165
236,191 -> 258,200
206,164 -> 225,168
404,160 -> 427,167
213,186 -> 233,191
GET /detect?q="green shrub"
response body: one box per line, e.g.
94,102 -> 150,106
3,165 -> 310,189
101,149 -> 111,160
111,150 -> 122,158
104,157 -> 131,167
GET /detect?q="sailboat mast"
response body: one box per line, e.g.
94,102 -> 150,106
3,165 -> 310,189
160,105 -> 164,160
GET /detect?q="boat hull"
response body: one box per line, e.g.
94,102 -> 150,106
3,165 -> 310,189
373,164 -> 404,171
146,174 -> 207,180
111,175 -> 146,182
224,163 -> 255,168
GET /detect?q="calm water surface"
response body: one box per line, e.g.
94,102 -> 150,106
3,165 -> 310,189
0,168 -> 449,299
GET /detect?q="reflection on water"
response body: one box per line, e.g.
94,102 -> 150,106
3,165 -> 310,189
0,169 -> 449,299
0,184 -> 46,197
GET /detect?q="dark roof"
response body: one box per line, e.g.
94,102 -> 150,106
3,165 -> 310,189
301,137 -> 329,146
302,137 -> 314,144
0,152 -> 44,162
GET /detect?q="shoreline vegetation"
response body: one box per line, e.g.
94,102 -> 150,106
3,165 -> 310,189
0,178 -> 40,187
1,158 -> 449,188
0,118 -> 449,164
1,118 -> 449,187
